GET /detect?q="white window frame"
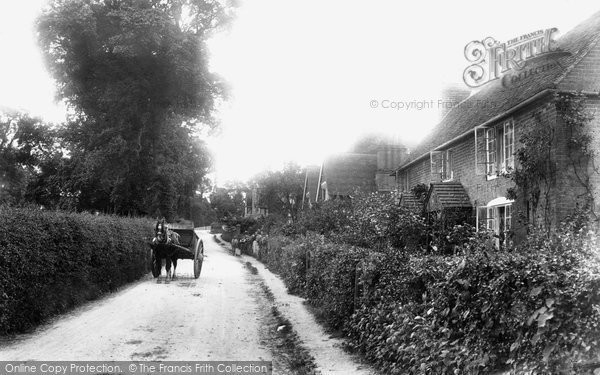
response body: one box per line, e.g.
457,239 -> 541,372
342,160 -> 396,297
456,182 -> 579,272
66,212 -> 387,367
503,120 -> 515,172
477,197 -> 514,249
486,207 -> 496,231
485,127 -> 497,179
441,149 -> 453,182
505,204 -> 512,233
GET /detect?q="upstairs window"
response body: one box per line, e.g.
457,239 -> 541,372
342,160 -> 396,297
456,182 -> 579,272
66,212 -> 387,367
485,128 -> 496,176
441,149 -> 453,181
430,149 -> 453,182
476,119 -> 515,177
503,120 -> 515,171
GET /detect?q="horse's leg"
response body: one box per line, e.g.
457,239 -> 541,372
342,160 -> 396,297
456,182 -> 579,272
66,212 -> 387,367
166,257 -> 172,279
172,258 -> 178,279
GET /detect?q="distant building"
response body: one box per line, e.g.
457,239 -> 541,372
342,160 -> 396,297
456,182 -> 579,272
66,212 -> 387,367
302,143 -> 408,205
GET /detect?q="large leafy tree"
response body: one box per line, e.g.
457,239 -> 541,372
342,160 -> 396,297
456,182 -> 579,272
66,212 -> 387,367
0,111 -> 62,206
209,186 -> 245,220
37,0 -> 233,219
251,162 -> 305,222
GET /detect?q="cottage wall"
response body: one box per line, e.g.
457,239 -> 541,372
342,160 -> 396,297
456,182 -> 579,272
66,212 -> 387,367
396,95 -> 594,236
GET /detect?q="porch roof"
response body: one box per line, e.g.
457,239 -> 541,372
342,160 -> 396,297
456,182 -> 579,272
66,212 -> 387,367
425,182 -> 472,212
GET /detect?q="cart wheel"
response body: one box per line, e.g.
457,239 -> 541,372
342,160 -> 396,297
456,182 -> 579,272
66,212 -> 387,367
151,251 -> 160,278
194,241 -> 204,279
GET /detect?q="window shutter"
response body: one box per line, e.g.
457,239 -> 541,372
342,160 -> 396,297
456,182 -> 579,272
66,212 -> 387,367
476,206 -> 487,231
430,151 -> 442,183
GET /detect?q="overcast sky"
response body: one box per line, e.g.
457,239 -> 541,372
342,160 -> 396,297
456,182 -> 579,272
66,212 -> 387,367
1,0 -> 600,183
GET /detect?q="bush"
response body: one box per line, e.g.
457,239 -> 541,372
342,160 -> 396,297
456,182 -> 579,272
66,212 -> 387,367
259,193 -> 600,373
304,238 -> 369,330
209,222 -> 223,234
260,234 -> 307,294
345,224 -> 600,374
262,232 -> 370,329
0,205 -> 153,333
288,192 -> 426,251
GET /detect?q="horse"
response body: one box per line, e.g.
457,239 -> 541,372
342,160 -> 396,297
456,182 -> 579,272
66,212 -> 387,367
152,219 -> 180,279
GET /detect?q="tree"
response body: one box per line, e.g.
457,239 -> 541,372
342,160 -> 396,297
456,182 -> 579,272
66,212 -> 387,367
37,0 -> 234,219
251,162 -> 304,222
209,187 -> 245,220
0,111 -> 62,206
190,195 -> 217,226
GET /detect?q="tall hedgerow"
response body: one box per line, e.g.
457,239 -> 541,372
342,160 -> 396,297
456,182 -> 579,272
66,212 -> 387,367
0,205 -> 153,333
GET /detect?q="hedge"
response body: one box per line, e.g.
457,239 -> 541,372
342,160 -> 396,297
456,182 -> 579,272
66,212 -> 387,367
260,225 -> 600,374
0,205 -> 154,334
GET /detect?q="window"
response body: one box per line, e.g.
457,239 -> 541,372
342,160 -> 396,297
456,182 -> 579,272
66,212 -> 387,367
431,150 -> 453,182
485,128 -> 496,176
486,207 -> 496,231
503,120 -> 514,171
477,198 -> 514,250
505,204 -> 512,232
441,150 -> 453,181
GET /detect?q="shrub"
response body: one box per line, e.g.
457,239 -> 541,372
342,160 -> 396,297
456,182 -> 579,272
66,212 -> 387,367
294,199 -> 353,236
304,238 -> 369,330
334,192 -> 426,251
292,192 -> 426,251
262,232 -> 370,329
260,234 -> 308,294
0,205 -> 153,333
345,223 -> 600,374
260,193 -> 600,374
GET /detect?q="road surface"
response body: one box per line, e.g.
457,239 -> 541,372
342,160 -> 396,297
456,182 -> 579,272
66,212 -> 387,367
0,231 -> 273,362
0,230 -> 376,375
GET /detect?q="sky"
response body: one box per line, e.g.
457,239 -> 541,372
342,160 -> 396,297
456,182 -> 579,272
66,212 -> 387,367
1,1 -> 600,183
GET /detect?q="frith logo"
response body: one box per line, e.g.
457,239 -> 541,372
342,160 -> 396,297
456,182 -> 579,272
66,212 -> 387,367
463,28 -> 559,88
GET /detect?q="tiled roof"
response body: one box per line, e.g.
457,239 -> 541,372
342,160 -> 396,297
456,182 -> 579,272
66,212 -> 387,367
399,10 -> 600,170
426,182 -> 472,211
322,153 -> 377,196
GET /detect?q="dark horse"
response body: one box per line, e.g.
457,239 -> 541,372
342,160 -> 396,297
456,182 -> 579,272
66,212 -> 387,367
151,219 -> 180,279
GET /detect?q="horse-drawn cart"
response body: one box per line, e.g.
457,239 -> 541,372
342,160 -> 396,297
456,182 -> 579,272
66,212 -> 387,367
150,220 -> 204,279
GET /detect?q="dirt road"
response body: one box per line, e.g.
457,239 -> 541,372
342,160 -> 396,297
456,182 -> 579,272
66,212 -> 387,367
0,231 -> 272,362
0,231 -> 376,374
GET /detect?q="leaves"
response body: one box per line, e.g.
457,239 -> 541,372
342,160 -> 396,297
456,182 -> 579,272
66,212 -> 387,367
0,205 -> 154,333
36,0 -> 233,217
263,189 -> 600,374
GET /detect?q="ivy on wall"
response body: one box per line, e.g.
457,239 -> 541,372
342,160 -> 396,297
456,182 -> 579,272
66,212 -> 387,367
557,92 -> 598,220
507,92 -> 598,231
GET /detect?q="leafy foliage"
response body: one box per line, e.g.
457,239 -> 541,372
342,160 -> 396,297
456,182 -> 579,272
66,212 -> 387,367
280,192 -> 426,251
508,103 -> 557,229
258,194 -> 600,374
0,205 -> 154,334
250,162 -> 305,222
346,221 -> 600,374
508,92 -> 598,228
0,111 -> 63,206
36,0 -> 234,218
209,187 -> 245,220
556,92 -> 598,220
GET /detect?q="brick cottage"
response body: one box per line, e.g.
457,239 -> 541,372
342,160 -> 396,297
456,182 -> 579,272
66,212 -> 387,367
395,11 -> 600,247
